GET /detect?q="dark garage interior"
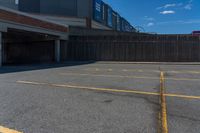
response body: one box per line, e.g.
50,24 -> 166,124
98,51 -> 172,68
2,29 -> 57,65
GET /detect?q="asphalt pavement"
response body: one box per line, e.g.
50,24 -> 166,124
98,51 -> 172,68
0,62 -> 200,133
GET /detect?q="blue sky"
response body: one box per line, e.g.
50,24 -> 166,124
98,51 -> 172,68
103,0 -> 200,34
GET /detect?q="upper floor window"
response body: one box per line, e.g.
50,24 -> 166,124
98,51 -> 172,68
15,0 -> 19,5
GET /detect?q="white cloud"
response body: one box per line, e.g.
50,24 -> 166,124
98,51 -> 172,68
157,19 -> 200,25
183,19 -> 200,24
147,22 -> 154,27
184,4 -> 192,10
144,16 -> 155,21
157,4 -> 176,10
177,3 -> 183,6
157,3 -> 183,10
164,4 -> 176,8
184,0 -> 193,10
160,10 -> 175,15
157,1 -> 193,11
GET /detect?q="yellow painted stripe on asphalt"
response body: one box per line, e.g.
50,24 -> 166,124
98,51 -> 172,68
84,68 -> 200,74
17,80 -> 200,100
60,73 -> 159,80
86,68 -> 159,73
0,126 -> 22,133
166,77 -> 200,81
60,72 -> 200,81
160,72 -> 168,133
165,93 -> 200,99
17,80 -> 159,96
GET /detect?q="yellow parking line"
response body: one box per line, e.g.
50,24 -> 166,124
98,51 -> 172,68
17,80 -> 159,96
165,93 -> 200,100
166,77 -> 200,81
60,73 -> 159,80
60,72 -> 200,81
84,68 -> 200,74
86,68 -> 159,73
17,80 -> 200,100
188,71 -> 200,74
0,126 -> 22,133
160,72 -> 168,133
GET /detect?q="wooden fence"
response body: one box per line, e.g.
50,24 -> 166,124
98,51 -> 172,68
61,34 -> 200,62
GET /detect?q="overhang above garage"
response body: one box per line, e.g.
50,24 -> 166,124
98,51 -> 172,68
0,6 -> 69,40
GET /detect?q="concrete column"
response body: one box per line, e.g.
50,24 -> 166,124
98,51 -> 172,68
55,39 -> 61,63
0,32 -> 2,67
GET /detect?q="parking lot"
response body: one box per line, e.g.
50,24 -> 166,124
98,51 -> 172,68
0,62 -> 200,133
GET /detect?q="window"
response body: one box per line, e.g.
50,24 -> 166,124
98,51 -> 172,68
15,0 -> 19,5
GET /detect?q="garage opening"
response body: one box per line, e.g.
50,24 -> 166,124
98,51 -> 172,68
2,29 -> 58,65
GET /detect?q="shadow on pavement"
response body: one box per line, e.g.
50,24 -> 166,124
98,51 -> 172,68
0,61 -> 96,74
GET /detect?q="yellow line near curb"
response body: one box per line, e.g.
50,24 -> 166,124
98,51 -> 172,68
160,72 -> 168,133
17,80 -> 200,100
0,126 -> 22,133
60,72 -> 200,81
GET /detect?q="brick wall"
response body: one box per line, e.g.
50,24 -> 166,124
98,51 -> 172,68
0,9 -> 68,32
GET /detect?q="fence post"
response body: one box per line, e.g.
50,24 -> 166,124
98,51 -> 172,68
0,32 -> 2,67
